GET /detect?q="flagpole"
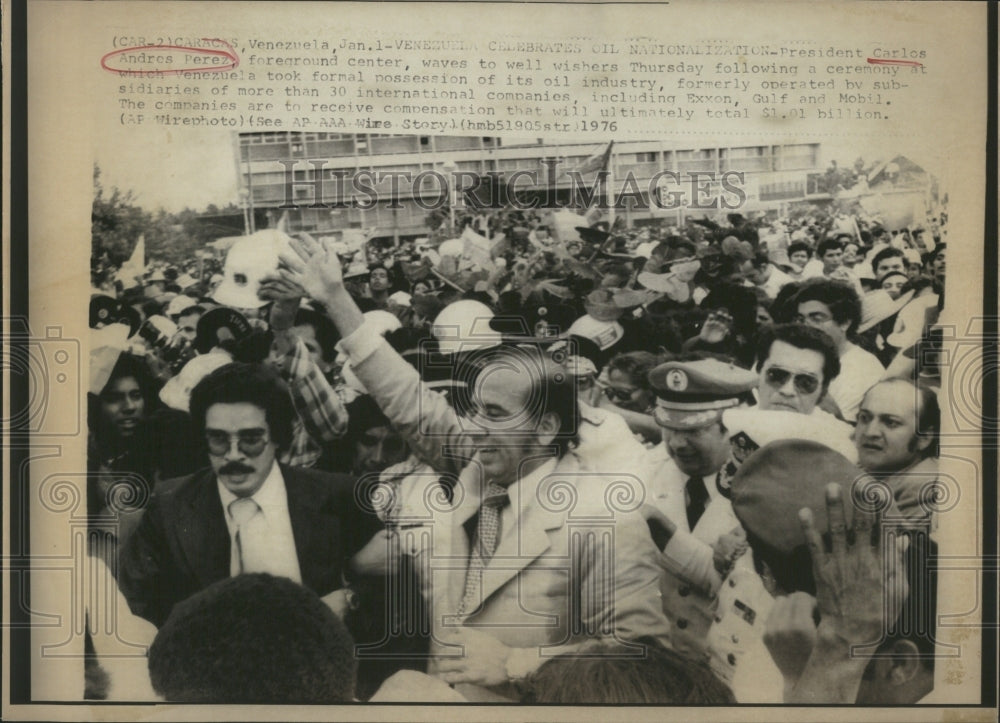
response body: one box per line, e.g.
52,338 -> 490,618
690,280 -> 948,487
606,143 -> 615,228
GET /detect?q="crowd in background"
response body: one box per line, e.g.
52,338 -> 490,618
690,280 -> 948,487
86,193 -> 948,704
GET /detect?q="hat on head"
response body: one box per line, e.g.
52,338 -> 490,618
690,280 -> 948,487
567,314 -> 624,351
731,439 -> 891,556
194,307 -> 252,354
147,269 -> 166,283
212,229 -> 293,309
165,294 -> 199,319
89,324 -> 131,395
887,293 -> 939,349
159,350 -> 233,412
175,273 -> 198,290
716,408 -> 858,495
387,291 -> 412,307
431,299 -> 501,356
857,288 -> 915,333
90,295 -> 142,336
648,358 -> 757,429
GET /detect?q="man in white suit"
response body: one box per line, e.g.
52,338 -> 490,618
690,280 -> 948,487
638,356 -> 758,663
275,235 -> 672,702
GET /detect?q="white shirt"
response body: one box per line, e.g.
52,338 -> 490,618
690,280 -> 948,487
828,342 -> 885,422
641,445 -> 721,536
757,264 -> 795,300
218,461 -> 303,583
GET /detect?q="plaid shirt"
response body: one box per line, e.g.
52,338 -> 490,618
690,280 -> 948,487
279,336 -> 348,468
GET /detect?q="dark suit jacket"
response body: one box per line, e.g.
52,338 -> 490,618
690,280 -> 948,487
118,464 -> 377,628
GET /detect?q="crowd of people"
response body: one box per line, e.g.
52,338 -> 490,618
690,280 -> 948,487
86,195 -> 948,704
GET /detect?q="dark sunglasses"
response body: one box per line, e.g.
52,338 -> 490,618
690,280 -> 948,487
205,430 -> 270,457
602,385 -> 637,403
763,367 -> 821,395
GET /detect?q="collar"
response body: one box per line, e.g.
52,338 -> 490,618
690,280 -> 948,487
217,460 -> 287,518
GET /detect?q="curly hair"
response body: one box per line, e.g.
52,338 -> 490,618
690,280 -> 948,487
148,574 -> 357,702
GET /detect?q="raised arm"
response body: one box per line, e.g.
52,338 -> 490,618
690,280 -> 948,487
275,236 -> 476,473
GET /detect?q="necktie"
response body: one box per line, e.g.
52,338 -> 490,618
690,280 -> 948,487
458,483 -> 509,616
685,476 -> 709,531
229,497 -> 262,574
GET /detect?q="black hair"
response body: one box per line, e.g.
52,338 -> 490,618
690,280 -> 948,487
148,574 -> 357,702
700,283 -> 759,342
188,363 -> 295,453
793,277 -> 863,335
816,238 -> 845,258
756,323 -> 841,389
293,307 -> 340,363
606,351 -> 661,392
872,246 -> 907,274
787,241 -> 812,259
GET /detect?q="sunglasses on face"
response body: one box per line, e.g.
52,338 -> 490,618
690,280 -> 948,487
705,310 -> 734,325
602,384 -> 638,403
205,429 -> 270,457
763,367 -> 821,395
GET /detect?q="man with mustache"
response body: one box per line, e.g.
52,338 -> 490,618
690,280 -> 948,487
118,363 -> 379,629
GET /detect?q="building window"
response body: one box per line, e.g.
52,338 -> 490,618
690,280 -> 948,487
635,152 -> 657,163
420,136 -> 430,146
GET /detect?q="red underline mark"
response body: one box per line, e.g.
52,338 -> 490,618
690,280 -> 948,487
866,58 -> 923,68
101,38 -> 239,76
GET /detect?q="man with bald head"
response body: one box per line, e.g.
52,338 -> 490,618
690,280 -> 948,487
853,378 -> 940,522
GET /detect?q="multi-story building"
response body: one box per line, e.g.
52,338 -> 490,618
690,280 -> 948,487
233,132 -> 823,241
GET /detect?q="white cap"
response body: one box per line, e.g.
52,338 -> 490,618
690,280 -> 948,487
212,230 -> 292,309
159,350 -> 233,412
431,300 -> 500,355
89,324 -> 131,395
166,294 -> 199,318
567,314 -> 624,351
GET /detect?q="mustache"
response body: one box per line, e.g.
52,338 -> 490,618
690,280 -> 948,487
219,462 -> 256,476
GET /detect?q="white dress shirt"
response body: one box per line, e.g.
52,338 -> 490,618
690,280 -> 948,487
218,461 -> 303,583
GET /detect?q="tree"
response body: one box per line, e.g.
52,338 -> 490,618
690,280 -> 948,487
92,164 -> 152,280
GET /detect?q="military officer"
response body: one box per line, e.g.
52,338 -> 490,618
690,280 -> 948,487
638,356 -> 758,662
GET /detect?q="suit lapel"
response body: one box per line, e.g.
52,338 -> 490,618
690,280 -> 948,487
178,470 -> 230,587
477,503 -> 560,604
284,466 -> 343,595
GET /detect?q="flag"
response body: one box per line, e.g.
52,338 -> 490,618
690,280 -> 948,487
461,226 -> 495,271
116,235 -> 145,288
569,141 -> 614,176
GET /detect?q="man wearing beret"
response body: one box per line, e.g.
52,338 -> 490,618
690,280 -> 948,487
638,355 -> 758,664
728,440 -> 934,704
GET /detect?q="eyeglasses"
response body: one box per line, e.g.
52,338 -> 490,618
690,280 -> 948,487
705,310 -> 734,325
602,384 -> 638,403
205,429 -> 270,457
763,367 -> 821,395
796,311 -> 833,325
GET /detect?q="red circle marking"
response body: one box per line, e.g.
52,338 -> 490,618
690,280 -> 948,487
101,39 -> 239,76
866,58 -> 923,68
